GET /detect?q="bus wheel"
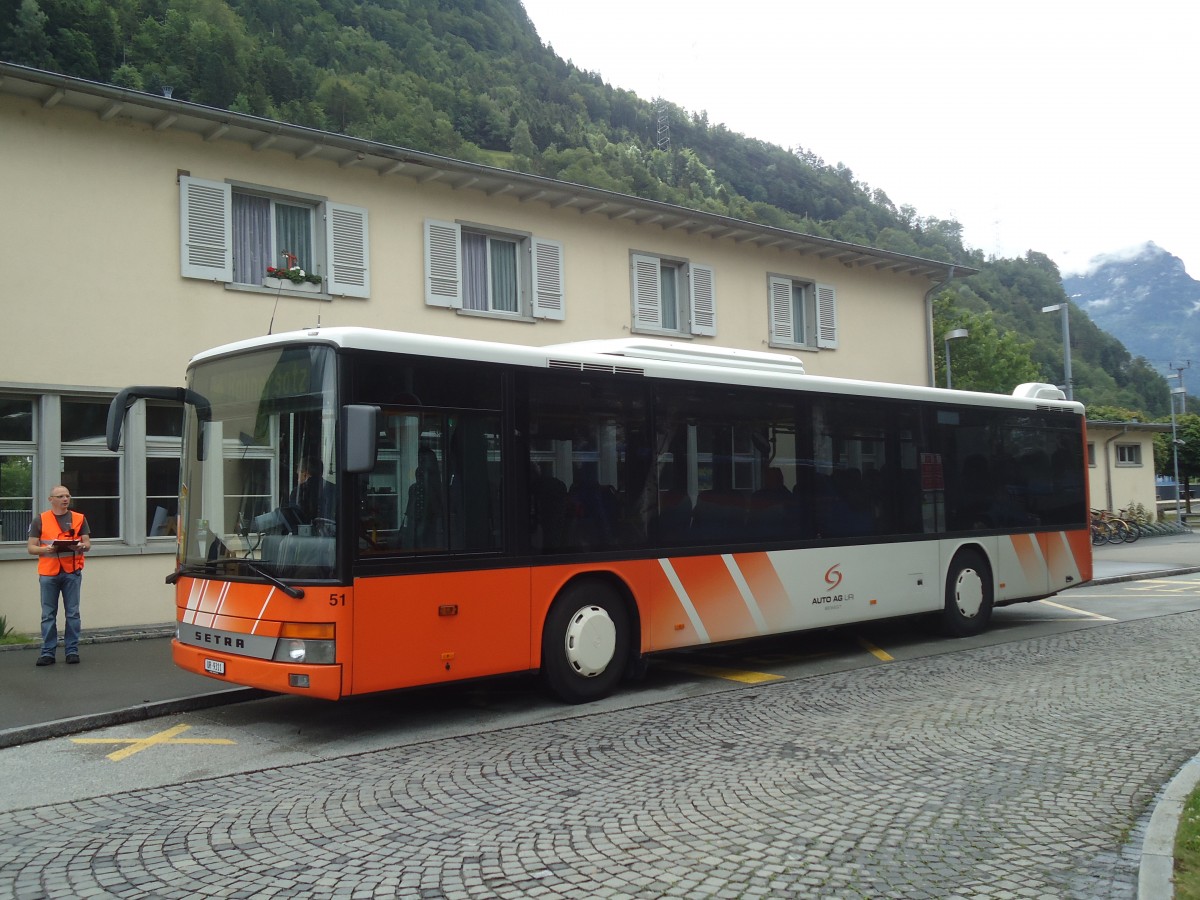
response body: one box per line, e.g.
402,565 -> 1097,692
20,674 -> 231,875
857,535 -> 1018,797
541,582 -> 630,704
942,550 -> 993,637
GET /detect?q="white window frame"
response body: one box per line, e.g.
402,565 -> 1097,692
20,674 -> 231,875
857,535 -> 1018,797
768,274 -> 837,350
424,219 -> 564,320
60,396 -> 122,543
1115,443 -> 1143,466
0,390 -> 189,557
143,402 -> 183,541
179,175 -> 370,298
630,253 -> 716,337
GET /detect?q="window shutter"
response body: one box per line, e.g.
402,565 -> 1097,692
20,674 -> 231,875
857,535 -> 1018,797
326,203 -> 370,298
179,176 -> 232,282
530,237 -> 565,320
688,263 -> 716,336
816,283 -> 838,348
631,254 -> 663,330
769,276 -> 794,344
424,219 -> 462,308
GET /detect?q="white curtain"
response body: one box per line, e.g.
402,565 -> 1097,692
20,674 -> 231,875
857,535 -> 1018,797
276,203 -> 313,272
490,239 -> 518,312
659,264 -> 678,330
232,193 -> 270,285
462,232 -> 488,310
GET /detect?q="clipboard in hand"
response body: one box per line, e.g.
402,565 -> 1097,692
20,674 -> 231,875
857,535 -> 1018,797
50,539 -> 80,551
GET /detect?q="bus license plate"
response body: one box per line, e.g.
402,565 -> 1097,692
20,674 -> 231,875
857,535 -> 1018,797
204,658 -> 226,676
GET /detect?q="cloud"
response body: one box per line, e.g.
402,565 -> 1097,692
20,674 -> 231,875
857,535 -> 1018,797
1065,243 -> 1162,278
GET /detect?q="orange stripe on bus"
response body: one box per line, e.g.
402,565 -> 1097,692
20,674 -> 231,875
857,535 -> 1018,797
1008,533 -> 1044,586
1040,529 -> 1091,585
729,552 -> 793,631
1066,528 -> 1093,582
180,578 -> 282,630
645,561 -> 703,650
668,555 -> 760,643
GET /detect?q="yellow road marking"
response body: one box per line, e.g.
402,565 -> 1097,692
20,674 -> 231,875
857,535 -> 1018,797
856,637 -> 894,662
666,663 -> 784,684
1037,598 -> 1117,621
1128,580 -> 1200,594
71,723 -> 235,761
742,651 -> 834,665
1076,592 -> 1173,598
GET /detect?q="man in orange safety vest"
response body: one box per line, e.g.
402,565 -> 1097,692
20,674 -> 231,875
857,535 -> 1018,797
26,485 -> 91,666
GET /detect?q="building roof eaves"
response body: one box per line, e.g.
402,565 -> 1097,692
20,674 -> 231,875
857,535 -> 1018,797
1086,420 -> 1173,433
0,62 -> 975,282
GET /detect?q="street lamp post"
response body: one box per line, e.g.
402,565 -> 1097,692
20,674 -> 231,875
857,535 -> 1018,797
1041,303 -> 1073,400
1172,386 -> 1185,523
944,328 -> 968,389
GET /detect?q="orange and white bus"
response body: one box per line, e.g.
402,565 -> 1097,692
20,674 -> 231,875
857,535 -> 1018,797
107,327 -> 1091,703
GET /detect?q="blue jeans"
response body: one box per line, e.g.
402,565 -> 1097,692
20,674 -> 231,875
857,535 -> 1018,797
39,570 -> 82,656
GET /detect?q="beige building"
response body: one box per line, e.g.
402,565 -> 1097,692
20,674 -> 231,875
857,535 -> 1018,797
0,62 -> 969,635
1086,421 -> 1170,517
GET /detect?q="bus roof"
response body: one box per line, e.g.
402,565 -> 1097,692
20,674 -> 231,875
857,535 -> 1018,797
190,326 -> 1083,414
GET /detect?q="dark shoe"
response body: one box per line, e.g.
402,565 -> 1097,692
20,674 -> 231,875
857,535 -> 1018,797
36,656 -> 54,666
66,654 -> 80,664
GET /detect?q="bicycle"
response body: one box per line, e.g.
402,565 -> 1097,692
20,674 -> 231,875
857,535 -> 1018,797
1091,508 -> 1140,544
1122,503 -> 1152,538
1107,516 -> 1133,544
1090,509 -> 1113,545
1114,507 -> 1142,543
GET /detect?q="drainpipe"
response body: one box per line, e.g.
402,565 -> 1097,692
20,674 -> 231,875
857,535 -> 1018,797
925,265 -> 957,387
1102,427 -> 1128,512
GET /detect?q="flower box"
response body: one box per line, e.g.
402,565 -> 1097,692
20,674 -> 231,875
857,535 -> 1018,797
263,277 -> 322,294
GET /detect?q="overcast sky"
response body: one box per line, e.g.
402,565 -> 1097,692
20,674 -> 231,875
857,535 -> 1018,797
520,0 -> 1200,277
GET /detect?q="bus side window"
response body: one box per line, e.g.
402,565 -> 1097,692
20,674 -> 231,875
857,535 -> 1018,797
402,446 -> 446,551
446,416 -> 501,553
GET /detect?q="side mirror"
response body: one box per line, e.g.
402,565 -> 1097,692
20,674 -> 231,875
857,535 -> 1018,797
108,386 -> 211,459
342,405 -> 379,474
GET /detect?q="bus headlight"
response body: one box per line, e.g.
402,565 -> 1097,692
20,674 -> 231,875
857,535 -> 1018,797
272,623 -> 336,664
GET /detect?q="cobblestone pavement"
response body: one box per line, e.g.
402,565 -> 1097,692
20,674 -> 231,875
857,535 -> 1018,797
4,611 -> 1200,899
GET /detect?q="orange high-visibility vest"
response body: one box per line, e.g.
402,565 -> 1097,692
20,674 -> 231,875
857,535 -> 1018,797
37,510 -> 85,575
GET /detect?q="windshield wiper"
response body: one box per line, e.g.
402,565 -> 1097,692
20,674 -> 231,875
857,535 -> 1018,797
203,555 -> 306,599
165,542 -> 304,600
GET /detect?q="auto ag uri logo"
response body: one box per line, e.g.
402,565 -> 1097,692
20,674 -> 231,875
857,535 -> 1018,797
811,564 -> 851,606
824,564 -> 844,590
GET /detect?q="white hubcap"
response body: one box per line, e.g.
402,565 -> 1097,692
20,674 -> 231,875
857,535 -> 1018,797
563,605 -> 616,677
955,567 -> 985,618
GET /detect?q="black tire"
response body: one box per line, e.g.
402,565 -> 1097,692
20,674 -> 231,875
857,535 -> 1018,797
941,549 -> 993,637
1107,520 -> 1129,544
540,581 -> 631,704
1123,521 -> 1141,543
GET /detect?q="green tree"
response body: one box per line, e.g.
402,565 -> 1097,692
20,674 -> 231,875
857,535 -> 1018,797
316,75 -> 369,133
1155,413 -> 1200,510
1087,405 -> 1147,423
3,0 -> 54,68
0,455 -> 33,539
933,296 -> 1041,394
109,62 -> 144,90
509,118 -> 536,169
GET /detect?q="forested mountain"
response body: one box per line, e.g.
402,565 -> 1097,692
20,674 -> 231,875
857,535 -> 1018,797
0,0 -> 1171,415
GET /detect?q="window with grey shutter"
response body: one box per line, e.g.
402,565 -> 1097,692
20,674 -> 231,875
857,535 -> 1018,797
179,176 -> 233,282
531,237 -> 565,320
326,203 -> 370,298
424,219 -> 463,308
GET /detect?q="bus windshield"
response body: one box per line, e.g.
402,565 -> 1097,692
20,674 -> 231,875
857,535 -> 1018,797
179,344 -> 338,581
